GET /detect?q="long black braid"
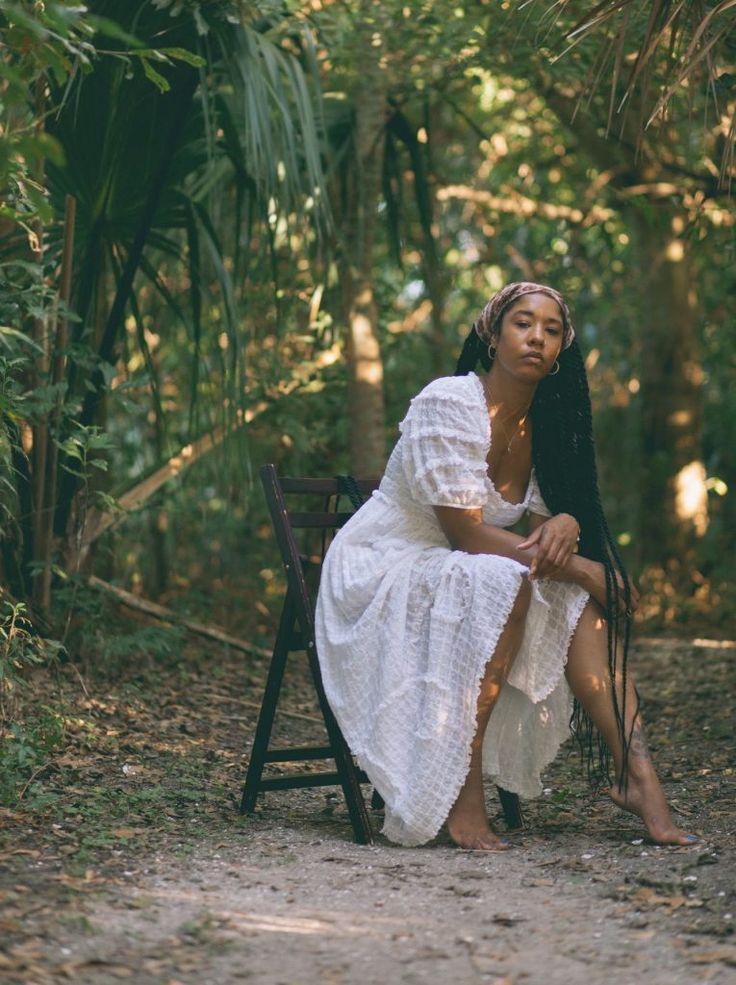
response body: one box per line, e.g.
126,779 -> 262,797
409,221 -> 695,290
455,324 -> 636,788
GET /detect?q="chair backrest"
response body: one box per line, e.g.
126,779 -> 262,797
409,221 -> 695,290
260,464 -> 379,647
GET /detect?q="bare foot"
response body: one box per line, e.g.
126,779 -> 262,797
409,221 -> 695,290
446,765 -> 511,852
446,814 -> 511,851
607,769 -> 698,846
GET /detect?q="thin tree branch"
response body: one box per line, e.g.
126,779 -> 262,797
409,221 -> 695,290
87,576 -> 271,658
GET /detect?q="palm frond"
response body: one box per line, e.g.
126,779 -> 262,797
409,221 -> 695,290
218,20 -> 328,218
549,0 -> 736,180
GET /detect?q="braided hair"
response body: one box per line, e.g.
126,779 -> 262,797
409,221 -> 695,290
456,315 -> 635,788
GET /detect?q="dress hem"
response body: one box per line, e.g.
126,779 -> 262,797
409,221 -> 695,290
485,587 -> 590,799
378,568 -> 530,847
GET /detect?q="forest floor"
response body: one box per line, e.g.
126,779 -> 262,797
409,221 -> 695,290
0,630 -> 734,985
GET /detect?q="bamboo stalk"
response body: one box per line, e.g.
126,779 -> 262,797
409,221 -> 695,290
36,195 -> 77,609
30,77 -> 48,605
87,575 -> 271,658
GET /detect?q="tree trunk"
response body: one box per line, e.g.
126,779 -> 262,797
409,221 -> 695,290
338,10 -> 387,479
388,106 -> 449,376
631,205 -> 707,572
342,265 -> 386,477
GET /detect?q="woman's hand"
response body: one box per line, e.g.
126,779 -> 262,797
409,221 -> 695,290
518,513 -> 580,579
575,557 -> 640,616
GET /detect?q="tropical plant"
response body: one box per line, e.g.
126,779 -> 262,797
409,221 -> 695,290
0,0 -> 329,609
547,0 -> 736,183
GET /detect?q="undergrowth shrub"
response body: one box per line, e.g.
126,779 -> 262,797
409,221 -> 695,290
0,600 -> 64,804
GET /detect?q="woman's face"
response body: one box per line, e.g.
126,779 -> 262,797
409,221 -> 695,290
493,292 -> 564,379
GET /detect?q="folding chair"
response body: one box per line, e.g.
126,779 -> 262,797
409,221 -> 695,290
240,463 -> 524,844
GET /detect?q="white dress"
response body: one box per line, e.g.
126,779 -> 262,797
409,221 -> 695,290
314,374 -> 589,846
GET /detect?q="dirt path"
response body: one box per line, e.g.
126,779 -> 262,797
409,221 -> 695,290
1,636 -> 734,984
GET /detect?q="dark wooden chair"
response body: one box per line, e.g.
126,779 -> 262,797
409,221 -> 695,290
240,463 -> 523,844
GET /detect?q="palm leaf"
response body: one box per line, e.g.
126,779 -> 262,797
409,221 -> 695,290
548,0 -> 736,179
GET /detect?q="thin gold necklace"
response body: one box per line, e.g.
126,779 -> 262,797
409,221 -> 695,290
483,379 -> 531,455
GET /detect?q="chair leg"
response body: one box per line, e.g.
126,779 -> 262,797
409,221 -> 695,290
240,597 -> 295,813
302,636 -> 373,844
371,789 -> 385,811
497,787 -> 523,830
320,696 -> 374,844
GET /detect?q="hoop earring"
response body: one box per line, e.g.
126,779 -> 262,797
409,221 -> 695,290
548,360 -> 560,376
487,343 -> 496,361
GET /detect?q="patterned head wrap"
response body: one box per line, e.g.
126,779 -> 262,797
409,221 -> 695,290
474,281 -> 575,350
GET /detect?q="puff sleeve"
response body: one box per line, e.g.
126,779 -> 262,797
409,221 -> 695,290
399,378 -> 489,508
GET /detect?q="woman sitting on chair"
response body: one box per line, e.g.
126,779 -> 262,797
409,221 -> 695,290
315,282 -> 697,850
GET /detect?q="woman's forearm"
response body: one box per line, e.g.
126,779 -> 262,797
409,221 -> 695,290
446,518 -> 536,564
435,508 -> 593,590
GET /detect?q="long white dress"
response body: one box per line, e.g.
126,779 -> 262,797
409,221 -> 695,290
314,373 -> 589,846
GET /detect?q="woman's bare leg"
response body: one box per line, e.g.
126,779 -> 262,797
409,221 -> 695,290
446,577 -> 531,850
565,601 -> 697,845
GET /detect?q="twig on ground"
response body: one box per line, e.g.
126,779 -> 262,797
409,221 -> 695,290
87,577 -> 271,658
70,660 -> 90,698
222,705 -> 322,726
18,761 -> 54,800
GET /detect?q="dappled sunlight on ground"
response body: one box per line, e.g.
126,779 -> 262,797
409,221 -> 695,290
0,634 -> 733,983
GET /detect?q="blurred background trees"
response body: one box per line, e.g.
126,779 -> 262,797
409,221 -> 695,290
1,0 -> 734,653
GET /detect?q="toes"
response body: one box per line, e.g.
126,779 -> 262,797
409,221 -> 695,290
460,835 -> 512,852
449,827 -> 512,852
672,832 -> 698,846
645,829 -> 699,847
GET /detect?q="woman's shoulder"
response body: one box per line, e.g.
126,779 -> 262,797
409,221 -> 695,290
410,373 -> 482,407
399,374 -> 486,440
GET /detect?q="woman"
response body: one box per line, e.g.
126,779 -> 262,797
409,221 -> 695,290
315,282 -> 697,850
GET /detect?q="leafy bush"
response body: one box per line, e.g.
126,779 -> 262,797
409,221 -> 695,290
0,600 -> 64,804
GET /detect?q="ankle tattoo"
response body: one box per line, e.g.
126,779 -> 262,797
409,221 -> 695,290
628,719 -> 650,760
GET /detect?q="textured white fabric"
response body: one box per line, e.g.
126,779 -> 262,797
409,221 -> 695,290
314,373 -> 589,846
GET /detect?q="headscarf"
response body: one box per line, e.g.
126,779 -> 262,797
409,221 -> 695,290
474,281 -> 575,350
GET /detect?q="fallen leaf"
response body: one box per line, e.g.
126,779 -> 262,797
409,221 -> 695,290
631,888 -> 687,909
687,947 -> 736,966
492,913 -> 524,926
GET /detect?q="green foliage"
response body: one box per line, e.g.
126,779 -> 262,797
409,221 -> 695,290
1,0 -> 733,642
547,0 -> 736,178
99,624 -> 187,667
0,600 -> 56,688
0,711 -> 65,805
56,425 -> 114,480
50,573 -> 187,671
0,600 -> 64,804
0,0 -> 332,612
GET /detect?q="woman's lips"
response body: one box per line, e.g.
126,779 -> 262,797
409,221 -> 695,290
522,353 -> 544,364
